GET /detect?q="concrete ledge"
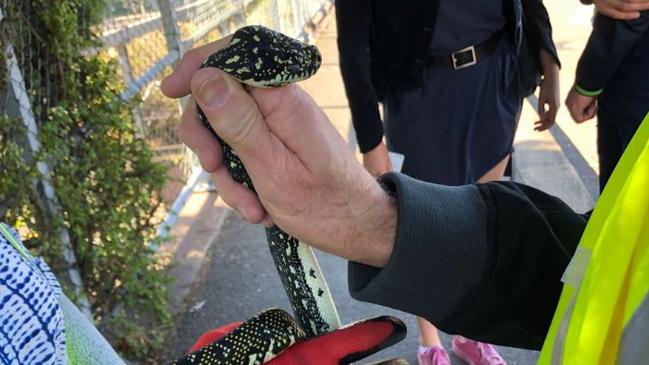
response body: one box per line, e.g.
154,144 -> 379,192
160,177 -> 232,314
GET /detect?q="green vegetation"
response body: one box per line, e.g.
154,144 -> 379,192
0,1 -> 170,362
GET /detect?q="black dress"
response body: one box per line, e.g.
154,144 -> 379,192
384,0 -> 522,185
337,0 -> 558,185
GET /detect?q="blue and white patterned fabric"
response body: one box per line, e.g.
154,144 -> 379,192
0,222 -> 67,365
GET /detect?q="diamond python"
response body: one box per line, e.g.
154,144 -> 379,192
170,25 -> 406,365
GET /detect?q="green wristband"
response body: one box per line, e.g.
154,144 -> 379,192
575,84 -> 603,97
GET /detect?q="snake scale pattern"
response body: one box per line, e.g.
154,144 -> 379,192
173,309 -> 306,365
171,25 -> 340,364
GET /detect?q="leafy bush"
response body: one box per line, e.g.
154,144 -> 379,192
1,0 -> 171,361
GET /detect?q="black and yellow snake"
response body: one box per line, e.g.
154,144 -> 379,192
170,25 -> 406,365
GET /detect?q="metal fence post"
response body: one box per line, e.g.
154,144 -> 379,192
271,0 -> 282,31
157,0 -> 185,148
292,0 -> 304,37
92,0 -> 334,244
157,0 -> 184,61
116,44 -> 145,137
0,6 -> 92,319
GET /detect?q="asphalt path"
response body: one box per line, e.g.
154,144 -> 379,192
170,213 -> 539,364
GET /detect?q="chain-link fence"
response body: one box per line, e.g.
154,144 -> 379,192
1,0 -> 330,323
1,4 -> 95,316
1,0 -> 332,236
97,0 -> 331,235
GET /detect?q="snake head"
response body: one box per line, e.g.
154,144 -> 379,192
201,25 -> 322,88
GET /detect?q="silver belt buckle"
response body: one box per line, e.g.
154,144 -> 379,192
452,45 -> 477,70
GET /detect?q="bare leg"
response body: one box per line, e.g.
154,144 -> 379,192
417,317 -> 442,347
447,154 -> 511,365
417,155 -> 511,364
417,155 -> 510,347
478,155 -> 510,183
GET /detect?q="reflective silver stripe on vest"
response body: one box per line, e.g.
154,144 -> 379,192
616,292 -> 649,365
552,246 -> 592,364
551,292 -> 578,365
561,246 -> 592,289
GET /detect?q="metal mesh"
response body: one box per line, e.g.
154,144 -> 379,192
2,0 -> 330,229
96,0 -> 330,193
1,0 -> 330,327
0,4 -> 95,315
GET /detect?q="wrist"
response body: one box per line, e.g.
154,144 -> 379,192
542,65 -> 560,81
539,48 -> 559,76
345,176 -> 397,268
574,84 -> 603,97
364,140 -> 388,155
359,134 -> 385,154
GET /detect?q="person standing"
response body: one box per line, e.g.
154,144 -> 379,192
336,1 -> 560,364
565,6 -> 649,192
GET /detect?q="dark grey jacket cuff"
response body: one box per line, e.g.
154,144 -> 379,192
348,172 -> 488,323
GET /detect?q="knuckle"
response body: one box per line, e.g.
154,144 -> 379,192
221,96 -> 260,147
181,48 -> 201,65
177,119 -> 192,145
199,158 -> 220,173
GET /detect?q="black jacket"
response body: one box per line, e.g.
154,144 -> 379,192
336,0 -> 560,153
576,10 -> 649,93
349,173 -> 589,350
576,10 -> 649,122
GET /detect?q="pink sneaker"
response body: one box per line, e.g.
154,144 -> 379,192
417,346 -> 451,365
451,336 -> 507,365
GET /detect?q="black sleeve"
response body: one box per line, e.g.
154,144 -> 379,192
335,0 -> 384,153
521,0 -> 561,68
576,11 -> 649,93
348,173 -> 588,350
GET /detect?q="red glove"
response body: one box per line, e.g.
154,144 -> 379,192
189,321 -> 243,353
188,315 -> 406,365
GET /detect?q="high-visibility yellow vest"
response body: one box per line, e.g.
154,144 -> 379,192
538,112 -> 649,365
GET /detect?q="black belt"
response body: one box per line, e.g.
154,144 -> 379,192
427,30 -> 505,70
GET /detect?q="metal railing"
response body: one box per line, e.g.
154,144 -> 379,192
1,0 -> 332,254
96,0 -> 332,236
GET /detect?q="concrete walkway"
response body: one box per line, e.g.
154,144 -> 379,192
163,3 -> 596,364
299,8 -> 353,147
512,1 -> 599,212
514,97 -> 595,213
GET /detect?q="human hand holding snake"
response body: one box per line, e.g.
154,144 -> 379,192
161,27 -> 397,270
162,26 -> 401,364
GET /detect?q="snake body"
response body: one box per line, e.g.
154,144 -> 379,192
174,25 -> 338,364
201,25 -> 339,336
175,309 -> 306,364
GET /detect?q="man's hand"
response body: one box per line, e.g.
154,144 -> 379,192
565,85 -> 598,123
593,0 -> 649,20
363,142 -> 393,177
161,40 -> 397,268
